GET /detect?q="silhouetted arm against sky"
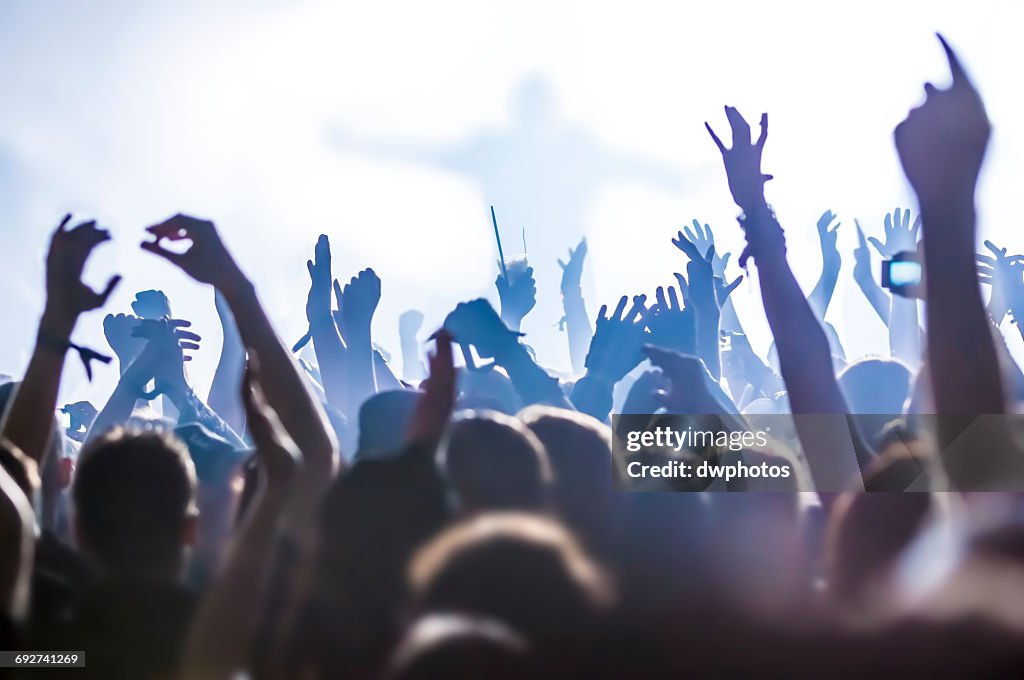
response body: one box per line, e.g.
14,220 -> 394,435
808,210 -> 841,321
142,215 -> 339,477
557,238 -> 592,374
895,37 -> 1024,487
208,290 -> 247,434
706,107 -> 864,492
304,236 -> 348,410
1,216 -> 119,466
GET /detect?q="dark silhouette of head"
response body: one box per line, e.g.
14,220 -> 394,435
388,613 -> 534,680
72,427 -> 197,580
409,513 -> 613,649
440,410 -> 552,513
518,405 -> 620,550
357,389 -> 422,459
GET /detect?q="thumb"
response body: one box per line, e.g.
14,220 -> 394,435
867,237 -> 886,256
141,239 -> 186,268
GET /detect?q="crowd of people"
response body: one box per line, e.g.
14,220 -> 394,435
2,34 -> 1024,678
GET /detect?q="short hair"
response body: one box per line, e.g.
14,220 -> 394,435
410,513 -> 613,646
839,358 -> 912,416
73,427 -> 197,577
518,406 -> 619,542
440,411 -> 552,512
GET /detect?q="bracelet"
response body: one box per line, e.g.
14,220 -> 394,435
38,333 -> 112,381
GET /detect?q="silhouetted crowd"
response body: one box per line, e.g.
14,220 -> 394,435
2,35 -> 1024,679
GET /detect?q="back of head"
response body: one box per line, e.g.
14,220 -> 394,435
388,614 -> 534,680
357,389 -> 422,460
518,405 -> 618,540
441,410 -> 552,513
73,427 -> 196,580
410,513 -> 613,647
839,358 -> 912,416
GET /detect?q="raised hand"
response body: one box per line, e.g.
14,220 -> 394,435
584,294 -> 649,384
681,219 -> 730,277
642,345 -> 738,416
671,232 -> 717,312
242,357 -> 299,490
407,330 -> 456,445
141,214 -> 243,289
443,298 -> 521,360
645,285 -> 696,354
557,238 -> 588,293
127,318 -> 201,398
305,235 -> 334,326
337,268 -> 381,340
103,313 -> 146,368
866,208 -> 920,259
60,401 -> 98,442
817,210 -> 841,270
399,309 -> 424,340
705,107 -> 771,211
852,220 -> 890,325
495,262 -> 537,332
131,289 -> 172,320
894,35 -> 990,209
977,240 -> 1024,324
44,215 -> 121,329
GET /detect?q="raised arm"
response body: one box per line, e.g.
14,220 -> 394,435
141,215 -> 338,480
1,216 -> 120,465
705,107 -> 864,491
807,210 -> 842,321
180,359 -> 299,680
865,208 -> 923,364
336,269 -> 381,413
852,220 -> 891,326
303,236 -> 349,409
894,36 -> 1024,486
207,291 -> 247,434
557,239 -> 593,374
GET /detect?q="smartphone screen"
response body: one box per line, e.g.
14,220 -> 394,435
888,260 -> 922,287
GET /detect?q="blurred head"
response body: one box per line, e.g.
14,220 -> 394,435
388,614 -> 533,680
410,513 -> 613,647
518,405 -> 619,546
839,358 -> 912,415
440,411 -> 552,513
357,389 -> 422,460
72,427 -> 197,580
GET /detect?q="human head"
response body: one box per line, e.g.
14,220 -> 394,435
72,427 -> 197,580
518,405 -> 619,547
440,411 -> 552,513
409,513 -> 613,647
357,389 -> 422,460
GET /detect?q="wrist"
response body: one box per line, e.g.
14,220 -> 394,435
39,306 -> 77,341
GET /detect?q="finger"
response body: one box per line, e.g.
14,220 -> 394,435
175,329 -> 202,342
598,304 -> 609,322
180,341 -> 201,351
983,240 -> 1005,258
855,220 -> 868,249
97,275 -> 121,306
691,219 -> 704,242
867,237 -> 886,256
626,294 -> 647,323
705,122 -> 726,153
141,239 -> 186,267
976,254 -> 997,266
725,106 -> 751,144
667,285 -> 680,311
612,295 -> 628,321
57,213 -> 72,232
937,33 -> 968,86
704,223 -> 715,245
724,276 -> 743,297
673,272 -> 689,298
720,252 -> 731,271
683,225 -> 698,244
706,244 -> 717,265
333,279 -> 343,305
655,286 -> 667,311
756,112 -> 768,149
911,215 -> 922,241
167,318 -> 192,328
557,258 -> 567,270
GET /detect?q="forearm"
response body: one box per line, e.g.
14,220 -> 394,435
344,328 -> 377,413
922,201 -> 1005,415
400,337 -> 426,383
87,375 -> 145,442
695,307 -> 722,380
373,350 -> 405,391
222,278 -> 338,473
171,388 -> 245,449
855,274 -> 891,326
1,309 -> 76,464
889,296 -> 921,366
499,344 -> 573,409
562,291 -> 592,375
808,265 -> 839,321
309,316 -> 348,409
208,320 -> 246,435
182,483 -> 288,680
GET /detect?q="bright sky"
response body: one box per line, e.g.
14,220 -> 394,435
1,0 -> 1022,405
